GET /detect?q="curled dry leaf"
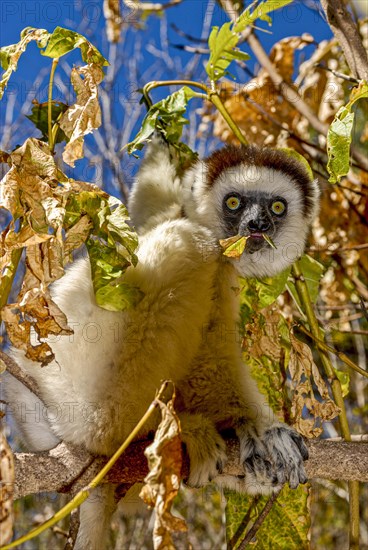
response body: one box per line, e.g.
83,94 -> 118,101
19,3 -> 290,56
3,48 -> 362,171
59,64 -> 104,167
0,138 -> 139,364
219,235 -> 247,259
288,331 -> 340,438
0,431 -> 14,545
140,398 -> 186,550
0,28 -> 50,100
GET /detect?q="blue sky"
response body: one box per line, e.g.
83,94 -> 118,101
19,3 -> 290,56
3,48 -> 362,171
0,0 -> 333,195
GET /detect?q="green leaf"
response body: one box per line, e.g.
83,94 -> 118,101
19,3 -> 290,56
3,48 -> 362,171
334,368 -> 350,397
65,190 -> 141,311
278,148 -> 314,180
26,101 -> 69,144
240,268 -> 291,311
0,28 -> 50,100
126,86 -> 196,155
86,238 -> 143,311
327,80 -> 368,183
206,0 -> 292,82
226,485 -> 310,549
287,255 -> 324,306
41,26 -> 109,66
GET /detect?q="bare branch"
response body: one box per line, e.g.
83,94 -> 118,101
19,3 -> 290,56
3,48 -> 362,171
320,0 -> 368,80
12,439 -> 368,501
123,0 -> 182,11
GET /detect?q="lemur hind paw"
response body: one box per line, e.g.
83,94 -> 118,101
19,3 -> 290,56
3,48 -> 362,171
181,421 -> 227,487
239,423 -> 308,493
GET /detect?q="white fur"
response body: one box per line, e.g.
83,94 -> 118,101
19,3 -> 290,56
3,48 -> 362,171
6,139 -> 316,548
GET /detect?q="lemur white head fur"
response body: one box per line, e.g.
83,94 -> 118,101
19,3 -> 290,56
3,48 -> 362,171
182,145 -> 320,278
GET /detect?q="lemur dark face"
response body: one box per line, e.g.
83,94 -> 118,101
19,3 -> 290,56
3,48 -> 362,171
222,191 -> 288,253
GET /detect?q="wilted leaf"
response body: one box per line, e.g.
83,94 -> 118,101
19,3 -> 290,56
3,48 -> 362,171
0,139 -> 62,229
0,28 -> 50,100
220,235 -> 247,258
140,398 -> 186,549
212,34 -> 314,147
59,64 -> 104,167
0,138 -> 140,362
289,331 -> 340,437
0,431 -> 14,545
327,80 -> 368,183
127,86 -> 196,155
41,26 -> 108,66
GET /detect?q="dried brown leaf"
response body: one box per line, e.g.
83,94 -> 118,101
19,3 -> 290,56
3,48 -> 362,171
59,64 -> 104,167
289,332 -> 340,437
64,216 -> 93,261
140,398 -> 186,550
0,431 -> 14,545
213,35 -> 314,148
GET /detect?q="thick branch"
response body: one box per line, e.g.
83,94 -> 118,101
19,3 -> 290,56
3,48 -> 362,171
13,439 -> 368,500
320,0 -> 368,80
0,351 -> 41,398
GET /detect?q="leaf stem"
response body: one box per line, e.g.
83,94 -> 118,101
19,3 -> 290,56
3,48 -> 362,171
48,58 -> 59,154
208,92 -> 248,145
291,261 -> 360,547
142,79 -> 208,107
1,381 -> 171,549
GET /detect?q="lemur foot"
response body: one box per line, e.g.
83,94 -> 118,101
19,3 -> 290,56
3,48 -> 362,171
237,423 -> 308,494
180,414 -> 227,487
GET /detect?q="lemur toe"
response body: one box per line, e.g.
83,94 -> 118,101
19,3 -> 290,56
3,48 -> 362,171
263,424 -> 309,489
237,423 -> 308,493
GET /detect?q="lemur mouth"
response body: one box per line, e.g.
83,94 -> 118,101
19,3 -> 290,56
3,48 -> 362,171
220,232 -> 276,259
247,232 -> 264,239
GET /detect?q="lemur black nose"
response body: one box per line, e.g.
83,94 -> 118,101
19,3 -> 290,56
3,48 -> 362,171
247,218 -> 271,233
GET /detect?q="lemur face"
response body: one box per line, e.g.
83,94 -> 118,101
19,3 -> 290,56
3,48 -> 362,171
182,145 -> 320,278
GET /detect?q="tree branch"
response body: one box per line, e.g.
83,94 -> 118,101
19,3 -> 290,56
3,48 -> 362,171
12,438 -> 368,500
320,0 -> 368,80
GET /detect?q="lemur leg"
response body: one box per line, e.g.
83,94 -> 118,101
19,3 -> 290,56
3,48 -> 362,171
74,486 -> 117,550
179,412 -> 227,487
179,361 -> 308,494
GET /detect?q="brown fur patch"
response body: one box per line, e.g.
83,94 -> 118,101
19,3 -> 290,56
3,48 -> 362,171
205,145 -> 317,218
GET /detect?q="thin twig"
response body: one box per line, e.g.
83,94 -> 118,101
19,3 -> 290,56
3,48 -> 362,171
314,63 -> 360,83
237,489 -> 282,549
48,58 -> 59,154
228,496 -> 260,549
297,324 -> 368,379
123,0 -> 182,11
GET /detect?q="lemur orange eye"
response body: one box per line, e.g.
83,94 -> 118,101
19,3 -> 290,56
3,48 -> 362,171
226,196 -> 241,210
271,201 -> 286,215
